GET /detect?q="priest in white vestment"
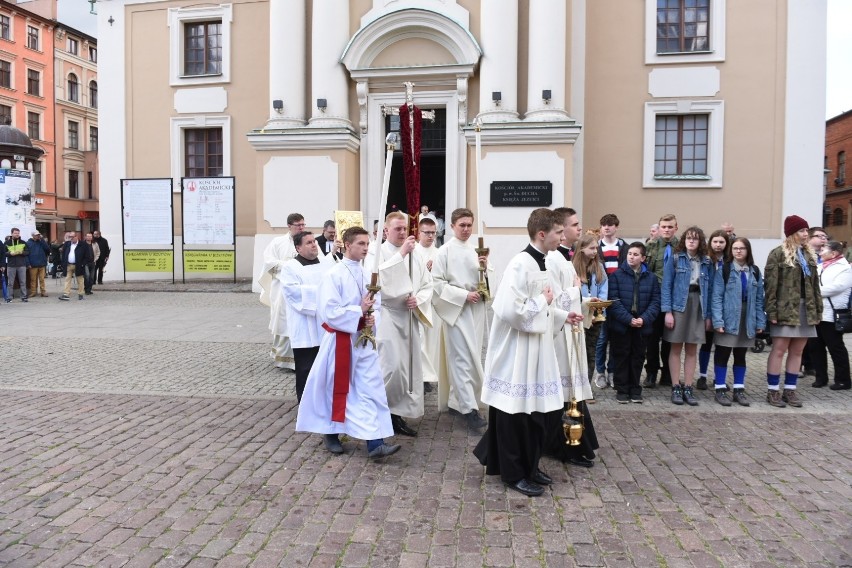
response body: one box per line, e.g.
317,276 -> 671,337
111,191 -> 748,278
415,217 -> 441,390
257,213 -> 305,370
369,212 -> 433,437
279,231 -> 335,401
296,227 -> 400,460
474,208 -> 579,497
543,207 -> 600,467
431,208 -> 492,431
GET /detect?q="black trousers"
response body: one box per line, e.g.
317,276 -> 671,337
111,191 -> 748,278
474,407 -> 545,484
293,346 -> 320,402
809,321 -> 851,386
95,260 -> 107,284
644,313 -> 671,384
610,327 -> 647,397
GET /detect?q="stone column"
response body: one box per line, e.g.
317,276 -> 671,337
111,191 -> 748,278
266,0 -> 306,128
309,0 -> 351,128
477,0 -> 519,123
525,0 -> 570,121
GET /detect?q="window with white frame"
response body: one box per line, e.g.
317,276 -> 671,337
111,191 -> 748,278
67,73 -> 79,103
0,104 -> 11,126
68,120 -> 79,149
26,25 -> 38,51
170,115 -> 231,186
89,46 -> 97,63
27,111 -> 39,139
168,4 -> 232,86
0,15 -> 10,41
643,100 -> 724,188
646,0 -> 725,64
0,60 -> 10,89
68,37 -> 79,56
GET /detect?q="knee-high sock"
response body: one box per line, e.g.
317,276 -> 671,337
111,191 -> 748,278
714,365 -> 728,389
767,373 -> 781,389
733,366 -> 746,388
784,371 -> 798,389
699,350 -> 711,375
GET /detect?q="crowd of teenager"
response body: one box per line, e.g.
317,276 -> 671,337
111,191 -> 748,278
590,213 -> 851,409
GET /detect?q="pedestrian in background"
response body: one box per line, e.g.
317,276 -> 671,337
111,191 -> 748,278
92,230 -> 110,285
697,229 -> 730,389
809,240 -> 852,391
83,232 -> 100,295
26,231 -> 50,297
4,227 -> 29,303
59,233 -> 93,301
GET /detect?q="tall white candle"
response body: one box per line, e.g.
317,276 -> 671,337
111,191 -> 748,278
372,133 -> 399,275
475,119 -> 484,236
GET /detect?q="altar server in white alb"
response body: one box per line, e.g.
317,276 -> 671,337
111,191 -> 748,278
296,227 -> 400,460
278,230 -> 335,401
258,212 -> 306,370
431,208 -> 492,431
370,212 -> 433,437
474,208 -> 575,497
415,216 -> 441,392
544,207 -> 599,468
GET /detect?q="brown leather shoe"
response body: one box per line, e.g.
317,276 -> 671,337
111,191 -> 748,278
782,389 -> 802,408
766,389 -> 786,408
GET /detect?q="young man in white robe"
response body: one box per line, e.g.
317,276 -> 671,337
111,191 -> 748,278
415,217 -> 441,393
258,212 -> 305,370
544,207 -> 599,467
474,208 -> 581,497
296,227 -> 400,459
369,212 -> 433,437
431,208 -> 492,431
278,230 -> 335,401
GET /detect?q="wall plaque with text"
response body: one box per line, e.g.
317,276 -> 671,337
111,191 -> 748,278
490,181 -> 552,207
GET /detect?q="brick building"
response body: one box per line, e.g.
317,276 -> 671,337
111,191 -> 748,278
825,109 -> 852,243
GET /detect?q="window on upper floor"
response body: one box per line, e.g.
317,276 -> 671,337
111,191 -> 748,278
68,37 -> 78,56
0,60 -> 10,89
27,25 -> 38,50
87,171 -> 94,199
69,169 -> 79,199
26,69 -> 39,95
90,126 -> 98,151
643,100 -> 724,188
89,81 -> 97,108
68,73 -> 79,103
837,151 -> 846,186
89,46 -> 97,63
168,5 -> 232,86
185,128 -> 223,177
654,114 -> 709,177
0,104 -> 11,126
184,21 -> 222,76
68,120 -> 79,149
833,208 -> 845,227
656,0 -> 709,54
646,0 -> 725,64
0,15 -> 10,41
31,160 -> 41,192
27,111 -> 39,140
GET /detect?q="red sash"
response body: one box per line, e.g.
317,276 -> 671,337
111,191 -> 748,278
322,321 -> 359,423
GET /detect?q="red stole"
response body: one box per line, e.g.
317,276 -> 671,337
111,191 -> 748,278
322,317 -> 366,423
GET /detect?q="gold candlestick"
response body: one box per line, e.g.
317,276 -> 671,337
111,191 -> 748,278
356,273 -> 381,350
475,236 -> 490,302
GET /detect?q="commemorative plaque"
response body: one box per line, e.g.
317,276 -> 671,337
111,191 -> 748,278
490,181 -> 552,207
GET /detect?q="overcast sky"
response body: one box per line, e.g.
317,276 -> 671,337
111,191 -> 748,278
54,1 -> 851,119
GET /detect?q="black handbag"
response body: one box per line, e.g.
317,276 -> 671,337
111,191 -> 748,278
827,295 -> 852,333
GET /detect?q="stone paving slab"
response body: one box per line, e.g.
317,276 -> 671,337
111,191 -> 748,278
0,291 -> 851,567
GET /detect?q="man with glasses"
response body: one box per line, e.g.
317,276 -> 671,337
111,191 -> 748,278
258,213 -> 306,370
802,227 -> 829,378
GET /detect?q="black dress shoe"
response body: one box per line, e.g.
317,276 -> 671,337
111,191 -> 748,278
566,456 -> 594,468
830,383 -> 851,390
531,469 -> 552,485
368,443 -> 401,459
323,434 -> 344,454
391,415 -> 418,437
812,380 -> 828,388
505,479 -> 544,497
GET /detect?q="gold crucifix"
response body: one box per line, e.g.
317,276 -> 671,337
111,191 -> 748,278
381,82 -> 436,165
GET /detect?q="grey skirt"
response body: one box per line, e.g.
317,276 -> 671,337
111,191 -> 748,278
770,299 -> 817,338
664,291 -> 706,344
715,305 -> 753,348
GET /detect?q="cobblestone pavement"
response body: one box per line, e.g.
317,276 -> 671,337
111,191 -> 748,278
1,290 -> 851,567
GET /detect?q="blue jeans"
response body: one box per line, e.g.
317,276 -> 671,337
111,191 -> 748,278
595,321 -> 614,374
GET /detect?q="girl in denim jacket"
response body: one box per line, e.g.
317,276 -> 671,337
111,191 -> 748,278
661,227 -> 713,406
697,230 -> 730,389
710,237 -> 765,406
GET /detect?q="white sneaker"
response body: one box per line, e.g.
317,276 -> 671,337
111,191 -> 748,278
593,371 -> 608,389
607,372 -> 615,388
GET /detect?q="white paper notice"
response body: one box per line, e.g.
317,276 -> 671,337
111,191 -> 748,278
182,177 -> 235,245
122,179 -> 173,245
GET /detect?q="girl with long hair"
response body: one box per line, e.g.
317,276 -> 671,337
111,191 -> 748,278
763,215 -> 821,407
572,233 -> 608,382
697,230 -> 729,389
661,226 -> 713,406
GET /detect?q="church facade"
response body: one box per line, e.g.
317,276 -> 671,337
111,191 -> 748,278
96,0 -> 826,282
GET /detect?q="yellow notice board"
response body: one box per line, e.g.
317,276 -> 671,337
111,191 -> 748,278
124,250 -> 173,272
184,250 -> 235,273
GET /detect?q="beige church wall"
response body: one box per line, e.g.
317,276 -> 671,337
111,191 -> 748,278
583,0 -> 788,242
371,38 -> 456,67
